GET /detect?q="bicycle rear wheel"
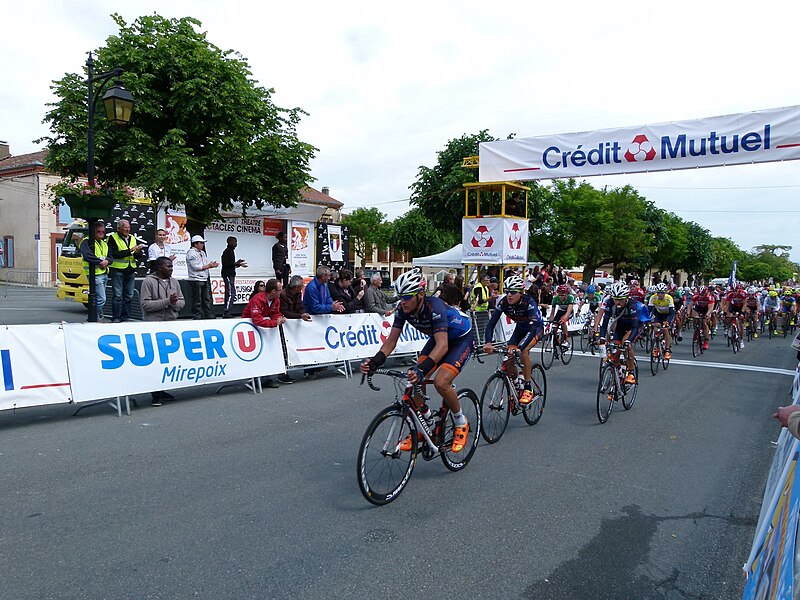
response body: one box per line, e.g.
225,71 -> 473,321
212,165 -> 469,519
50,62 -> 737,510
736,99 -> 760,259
357,406 -> 417,505
691,328 -> 700,357
479,373 -> 511,444
523,364 -> 547,425
622,360 -> 639,410
579,326 -> 588,353
596,364 -> 615,424
650,340 -> 660,376
661,340 -> 670,370
540,333 -> 555,370
441,389 -> 480,472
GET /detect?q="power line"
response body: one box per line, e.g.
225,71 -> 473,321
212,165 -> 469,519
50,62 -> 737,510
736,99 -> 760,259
638,184 -> 800,190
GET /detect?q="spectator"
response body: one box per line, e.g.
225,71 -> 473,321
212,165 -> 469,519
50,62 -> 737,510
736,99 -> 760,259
147,228 -> 176,272
79,221 -> 110,322
272,231 -> 291,287
488,276 -> 500,310
453,275 -> 471,312
186,235 -> 219,320
242,278 -> 286,389
329,269 -> 364,313
364,273 -> 394,316
221,236 -> 247,318
472,274 -> 491,312
277,275 -> 312,385
352,268 -> 367,299
303,265 -> 345,315
140,257 -> 185,406
249,280 -> 266,299
434,273 -> 454,298
775,404 -> 800,439
107,219 -> 146,323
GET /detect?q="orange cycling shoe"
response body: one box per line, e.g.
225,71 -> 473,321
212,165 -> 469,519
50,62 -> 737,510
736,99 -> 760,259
399,432 -> 425,452
519,389 -> 534,405
664,350 -> 672,360
624,373 -> 636,385
451,421 -> 469,453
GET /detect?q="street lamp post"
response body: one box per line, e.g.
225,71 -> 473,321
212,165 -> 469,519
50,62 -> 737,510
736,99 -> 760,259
85,52 -> 134,323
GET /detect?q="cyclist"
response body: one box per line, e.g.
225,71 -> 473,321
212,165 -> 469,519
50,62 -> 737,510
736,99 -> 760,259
720,285 -> 747,348
779,289 -> 796,334
550,284 -> 575,350
483,275 -> 545,405
594,281 -> 640,385
360,268 -> 473,453
648,283 -> 675,359
743,287 -> 761,338
763,290 -> 780,331
688,286 -> 715,350
582,284 -> 603,315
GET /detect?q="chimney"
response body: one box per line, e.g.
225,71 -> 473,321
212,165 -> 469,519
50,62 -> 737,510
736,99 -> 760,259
0,141 -> 9,160
321,186 -> 330,196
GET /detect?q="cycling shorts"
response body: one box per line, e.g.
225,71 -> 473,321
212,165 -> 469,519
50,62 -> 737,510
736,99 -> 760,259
507,323 -> 542,351
552,307 -> 569,323
418,334 -> 474,377
727,304 -> 744,314
653,311 -> 674,324
780,304 -> 795,313
601,320 -> 634,342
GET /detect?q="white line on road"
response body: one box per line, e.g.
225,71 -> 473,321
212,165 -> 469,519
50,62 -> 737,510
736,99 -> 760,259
571,350 -> 795,377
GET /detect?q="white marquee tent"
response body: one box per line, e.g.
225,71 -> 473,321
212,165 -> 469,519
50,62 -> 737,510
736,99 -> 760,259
411,244 -> 464,268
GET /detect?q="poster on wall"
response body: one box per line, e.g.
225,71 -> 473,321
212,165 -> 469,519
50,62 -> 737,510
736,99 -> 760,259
164,212 -> 191,279
316,223 -> 350,271
289,221 -> 314,277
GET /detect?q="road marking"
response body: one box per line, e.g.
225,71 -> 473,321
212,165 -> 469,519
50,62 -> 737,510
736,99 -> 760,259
571,350 -> 795,377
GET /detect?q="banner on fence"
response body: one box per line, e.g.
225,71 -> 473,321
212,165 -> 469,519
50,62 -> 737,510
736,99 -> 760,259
63,320 -> 285,402
283,313 -> 428,366
0,324 -> 72,410
480,105 -> 800,182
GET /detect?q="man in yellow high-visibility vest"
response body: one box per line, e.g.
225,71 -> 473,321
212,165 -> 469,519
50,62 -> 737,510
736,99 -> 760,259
79,221 -> 110,321
107,219 -> 146,322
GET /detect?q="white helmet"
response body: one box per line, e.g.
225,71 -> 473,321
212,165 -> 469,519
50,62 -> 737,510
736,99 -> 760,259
394,268 -> 426,296
747,286 -> 756,294
504,275 -> 525,292
609,281 -> 629,298
655,283 -> 668,293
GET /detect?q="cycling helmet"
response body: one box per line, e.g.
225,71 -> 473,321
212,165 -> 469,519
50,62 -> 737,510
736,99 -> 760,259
504,275 -> 525,292
699,286 -> 708,295
586,284 -> 596,294
747,286 -> 756,295
655,283 -> 668,293
784,289 -> 793,296
630,287 -> 645,300
647,285 -> 656,293
394,268 -> 426,296
769,290 -> 778,297
630,279 -> 639,287
610,281 -> 629,299
556,284 -> 569,295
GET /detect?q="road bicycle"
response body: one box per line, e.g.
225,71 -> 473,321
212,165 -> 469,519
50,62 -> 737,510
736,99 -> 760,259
649,322 -> 671,376
579,313 -> 600,355
356,369 -> 480,505
743,311 -> 759,343
540,320 -> 574,370
479,349 -> 547,444
596,340 -> 639,424
691,317 -> 709,358
725,313 -> 742,354
637,321 -> 654,354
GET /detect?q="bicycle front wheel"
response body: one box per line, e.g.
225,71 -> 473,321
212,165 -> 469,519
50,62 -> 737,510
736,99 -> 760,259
540,333 -> 555,370
441,389 -> 480,472
650,341 -> 659,376
357,407 -> 417,505
479,373 -> 511,444
560,333 -> 574,365
596,364 -> 615,424
523,364 -> 547,425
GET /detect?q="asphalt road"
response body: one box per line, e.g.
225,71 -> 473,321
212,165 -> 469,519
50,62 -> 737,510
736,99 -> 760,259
0,288 -> 795,599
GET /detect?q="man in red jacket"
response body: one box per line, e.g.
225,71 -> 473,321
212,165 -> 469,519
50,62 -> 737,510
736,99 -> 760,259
242,278 -> 286,387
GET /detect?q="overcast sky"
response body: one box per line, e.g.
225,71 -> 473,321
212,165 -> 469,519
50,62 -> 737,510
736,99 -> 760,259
3,1 -> 799,261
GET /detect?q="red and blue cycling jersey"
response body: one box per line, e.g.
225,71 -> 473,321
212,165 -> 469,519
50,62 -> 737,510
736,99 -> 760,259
484,293 -> 544,344
392,294 -> 472,340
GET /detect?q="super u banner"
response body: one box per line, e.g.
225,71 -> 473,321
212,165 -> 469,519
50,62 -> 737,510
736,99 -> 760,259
63,320 -> 285,402
0,324 -> 71,410
480,105 -> 800,182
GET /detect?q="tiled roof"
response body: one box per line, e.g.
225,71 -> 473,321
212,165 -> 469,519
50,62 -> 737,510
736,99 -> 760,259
300,186 -> 342,208
0,150 -> 48,175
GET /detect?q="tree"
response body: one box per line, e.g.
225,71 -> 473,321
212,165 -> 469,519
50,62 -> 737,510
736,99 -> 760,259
39,14 -> 316,234
707,237 -> 743,279
390,207 -> 458,258
682,222 -> 714,282
342,207 -> 391,267
409,130 -> 498,233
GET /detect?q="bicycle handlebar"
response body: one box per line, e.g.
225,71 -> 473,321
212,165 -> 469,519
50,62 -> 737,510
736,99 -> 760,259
359,368 -> 417,393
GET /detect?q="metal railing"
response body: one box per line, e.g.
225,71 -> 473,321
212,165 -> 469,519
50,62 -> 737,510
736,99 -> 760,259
0,269 -> 58,288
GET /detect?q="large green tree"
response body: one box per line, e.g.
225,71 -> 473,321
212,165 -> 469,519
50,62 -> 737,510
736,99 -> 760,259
39,14 -> 316,234
682,222 -> 714,281
342,207 -> 392,267
390,207 -> 458,258
409,130 -> 498,232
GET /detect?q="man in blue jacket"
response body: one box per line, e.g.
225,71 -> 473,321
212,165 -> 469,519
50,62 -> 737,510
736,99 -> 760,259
303,266 -> 345,315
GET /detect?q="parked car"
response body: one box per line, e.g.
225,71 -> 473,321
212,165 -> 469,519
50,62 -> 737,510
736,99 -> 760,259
364,268 -> 391,289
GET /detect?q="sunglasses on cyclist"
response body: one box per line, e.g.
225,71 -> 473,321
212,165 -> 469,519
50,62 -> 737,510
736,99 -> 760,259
506,290 -> 521,296
399,294 -> 417,302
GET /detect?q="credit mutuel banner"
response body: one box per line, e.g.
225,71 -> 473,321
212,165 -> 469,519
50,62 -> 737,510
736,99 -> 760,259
479,105 -> 800,182
463,218 -> 529,264
0,325 -> 72,410
63,320 -> 285,402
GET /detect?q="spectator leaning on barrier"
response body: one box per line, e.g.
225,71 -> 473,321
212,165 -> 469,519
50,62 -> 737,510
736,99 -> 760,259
329,269 -> 365,313
272,231 -> 291,288
365,273 -> 394,316
221,236 -> 247,318
140,257 -> 185,406
108,219 -> 146,323
303,265 -> 345,315
186,235 -> 219,320
79,221 -> 110,322
243,278 -> 286,389
147,228 -> 176,273
280,275 -> 312,322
